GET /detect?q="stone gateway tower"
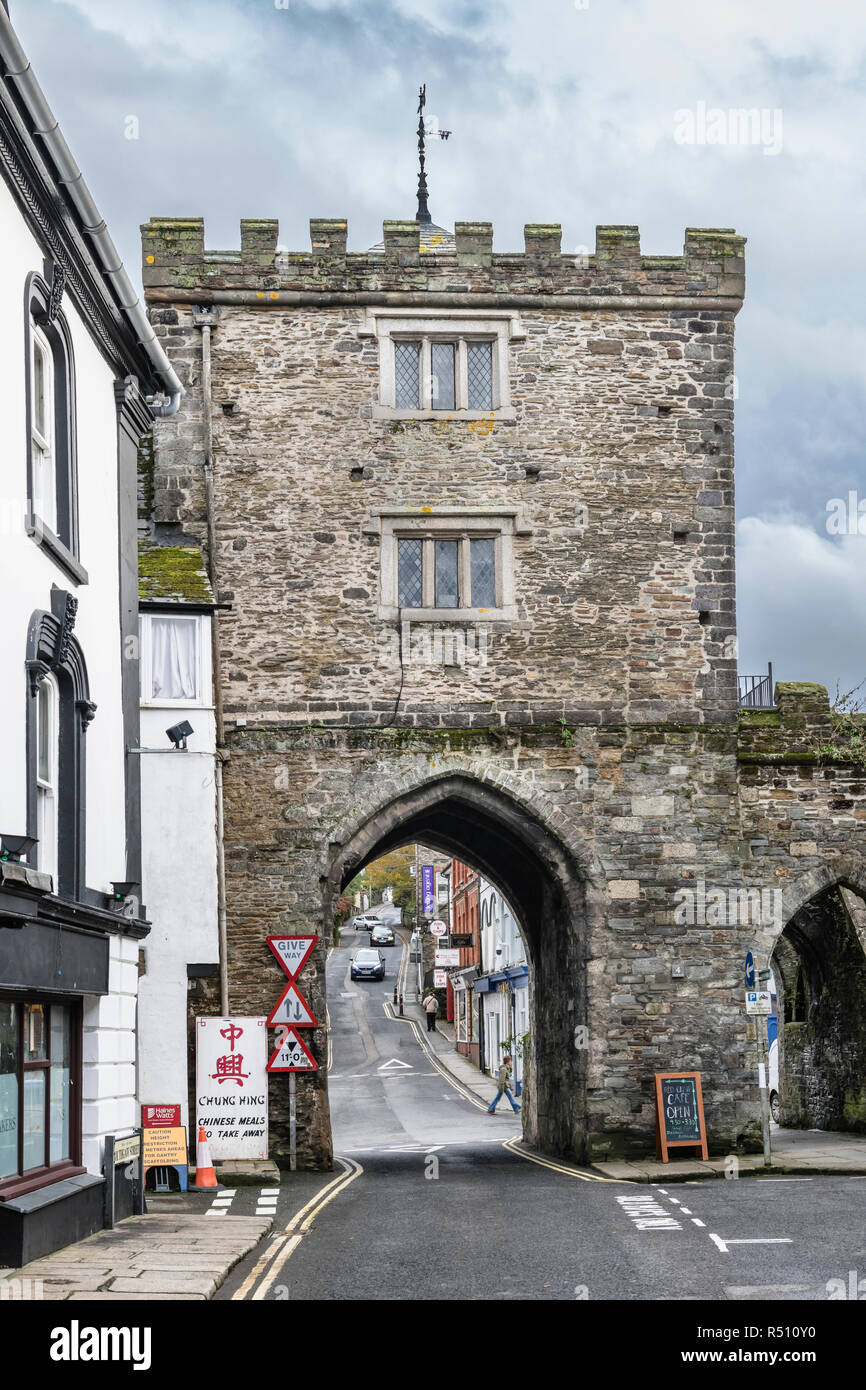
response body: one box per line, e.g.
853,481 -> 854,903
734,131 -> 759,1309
139,212 -> 866,1168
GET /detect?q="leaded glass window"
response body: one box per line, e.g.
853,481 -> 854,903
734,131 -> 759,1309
470,537 -> 496,607
467,341 -> 493,410
430,343 -> 456,410
397,538 -> 423,607
434,540 -> 459,607
394,341 -> 420,410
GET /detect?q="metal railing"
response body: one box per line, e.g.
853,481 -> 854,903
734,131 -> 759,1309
738,663 -> 775,709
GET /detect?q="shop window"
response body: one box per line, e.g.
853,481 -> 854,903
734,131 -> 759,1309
0,998 -> 79,1193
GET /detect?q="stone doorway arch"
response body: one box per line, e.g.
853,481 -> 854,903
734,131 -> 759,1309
323,771 -> 599,1161
764,868 -> 866,1134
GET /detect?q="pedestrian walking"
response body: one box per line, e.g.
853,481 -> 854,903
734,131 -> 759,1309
488,1053 -> 521,1113
421,990 -> 439,1032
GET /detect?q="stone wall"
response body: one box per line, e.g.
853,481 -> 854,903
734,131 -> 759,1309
140,214 -> 866,1165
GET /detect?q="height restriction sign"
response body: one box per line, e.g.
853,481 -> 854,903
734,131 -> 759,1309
267,1029 -> 318,1072
267,935 -> 317,979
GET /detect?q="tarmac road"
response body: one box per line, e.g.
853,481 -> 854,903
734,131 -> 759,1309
217,928 -> 866,1305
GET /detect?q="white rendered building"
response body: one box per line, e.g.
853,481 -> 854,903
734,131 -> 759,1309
0,8 -> 181,1262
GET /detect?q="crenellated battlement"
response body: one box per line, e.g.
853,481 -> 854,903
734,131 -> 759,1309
141,216 -> 745,305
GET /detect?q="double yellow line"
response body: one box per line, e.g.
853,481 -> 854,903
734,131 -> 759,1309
502,1135 -> 633,1184
231,1156 -> 364,1301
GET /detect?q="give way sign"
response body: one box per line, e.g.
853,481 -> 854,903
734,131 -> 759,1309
267,935 -> 317,979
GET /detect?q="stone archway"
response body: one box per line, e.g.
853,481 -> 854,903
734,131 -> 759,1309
322,771 -> 599,1161
763,866 -> 866,1133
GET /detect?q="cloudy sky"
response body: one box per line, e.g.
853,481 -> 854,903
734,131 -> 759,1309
10,0 -> 866,700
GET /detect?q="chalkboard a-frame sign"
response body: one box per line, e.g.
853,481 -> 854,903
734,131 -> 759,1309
655,1072 -> 708,1162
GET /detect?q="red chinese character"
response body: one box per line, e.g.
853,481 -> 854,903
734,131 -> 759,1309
211,1053 -> 249,1085
219,1023 -> 244,1051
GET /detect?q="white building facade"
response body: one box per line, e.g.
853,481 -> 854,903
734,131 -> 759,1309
476,879 -> 529,1088
0,9 -> 181,1263
136,546 -> 220,1136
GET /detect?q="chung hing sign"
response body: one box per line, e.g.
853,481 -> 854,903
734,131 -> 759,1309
196,1017 -> 268,1159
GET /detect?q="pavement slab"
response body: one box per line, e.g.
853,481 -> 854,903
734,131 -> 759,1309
0,1212 -> 272,1300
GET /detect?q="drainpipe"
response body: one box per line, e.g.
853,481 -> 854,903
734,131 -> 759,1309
194,307 -> 229,1015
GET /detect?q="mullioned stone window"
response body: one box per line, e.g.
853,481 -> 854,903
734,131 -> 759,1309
367,508 -> 530,622
358,309 -> 524,421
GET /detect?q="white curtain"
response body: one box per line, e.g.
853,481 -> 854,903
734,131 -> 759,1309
151,617 -> 197,700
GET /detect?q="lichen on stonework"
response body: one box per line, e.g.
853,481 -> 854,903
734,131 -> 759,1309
138,540 -> 214,604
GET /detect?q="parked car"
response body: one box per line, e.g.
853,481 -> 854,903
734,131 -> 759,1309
370,924 -> 395,947
350,948 -> 386,981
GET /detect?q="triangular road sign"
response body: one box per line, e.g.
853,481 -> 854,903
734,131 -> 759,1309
267,935 -> 317,980
267,981 -> 317,1029
267,1028 -> 318,1072
378,1058 -> 413,1071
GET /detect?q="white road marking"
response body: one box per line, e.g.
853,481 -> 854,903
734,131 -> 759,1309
710,1234 -> 792,1252
378,1057 -> 413,1071
667,1197 -> 681,1205
756,1177 -> 813,1182
679,1207 -> 692,1215
726,1285 -> 812,1299
205,1209 -> 227,1216
726,1238 -> 793,1245
260,1188 -> 281,1195
691,1218 -> 706,1227
616,1194 -> 682,1231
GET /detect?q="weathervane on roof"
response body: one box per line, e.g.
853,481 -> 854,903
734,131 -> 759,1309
416,84 -> 450,225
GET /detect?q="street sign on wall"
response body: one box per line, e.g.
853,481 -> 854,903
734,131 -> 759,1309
746,990 -> 772,1015
433,969 -> 447,987
429,921 -> 448,936
266,981 -> 317,1029
196,1017 -> 268,1159
267,936 -> 317,979
267,1028 -> 318,1072
434,949 -> 460,967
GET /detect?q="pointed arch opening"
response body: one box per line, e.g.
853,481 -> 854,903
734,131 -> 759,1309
323,773 -> 592,1160
769,881 -> 866,1133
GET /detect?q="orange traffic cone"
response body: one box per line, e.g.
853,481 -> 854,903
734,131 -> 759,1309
194,1125 -> 218,1188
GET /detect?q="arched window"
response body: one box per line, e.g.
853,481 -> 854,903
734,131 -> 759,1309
26,594 -> 95,899
35,673 -> 59,886
25,271 -> 83,583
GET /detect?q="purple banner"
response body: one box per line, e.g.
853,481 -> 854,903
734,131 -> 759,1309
422,865 -> 435,915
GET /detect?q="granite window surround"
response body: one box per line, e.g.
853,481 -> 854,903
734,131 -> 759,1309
358,309 -> 525,421
368,509 -> 530,622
